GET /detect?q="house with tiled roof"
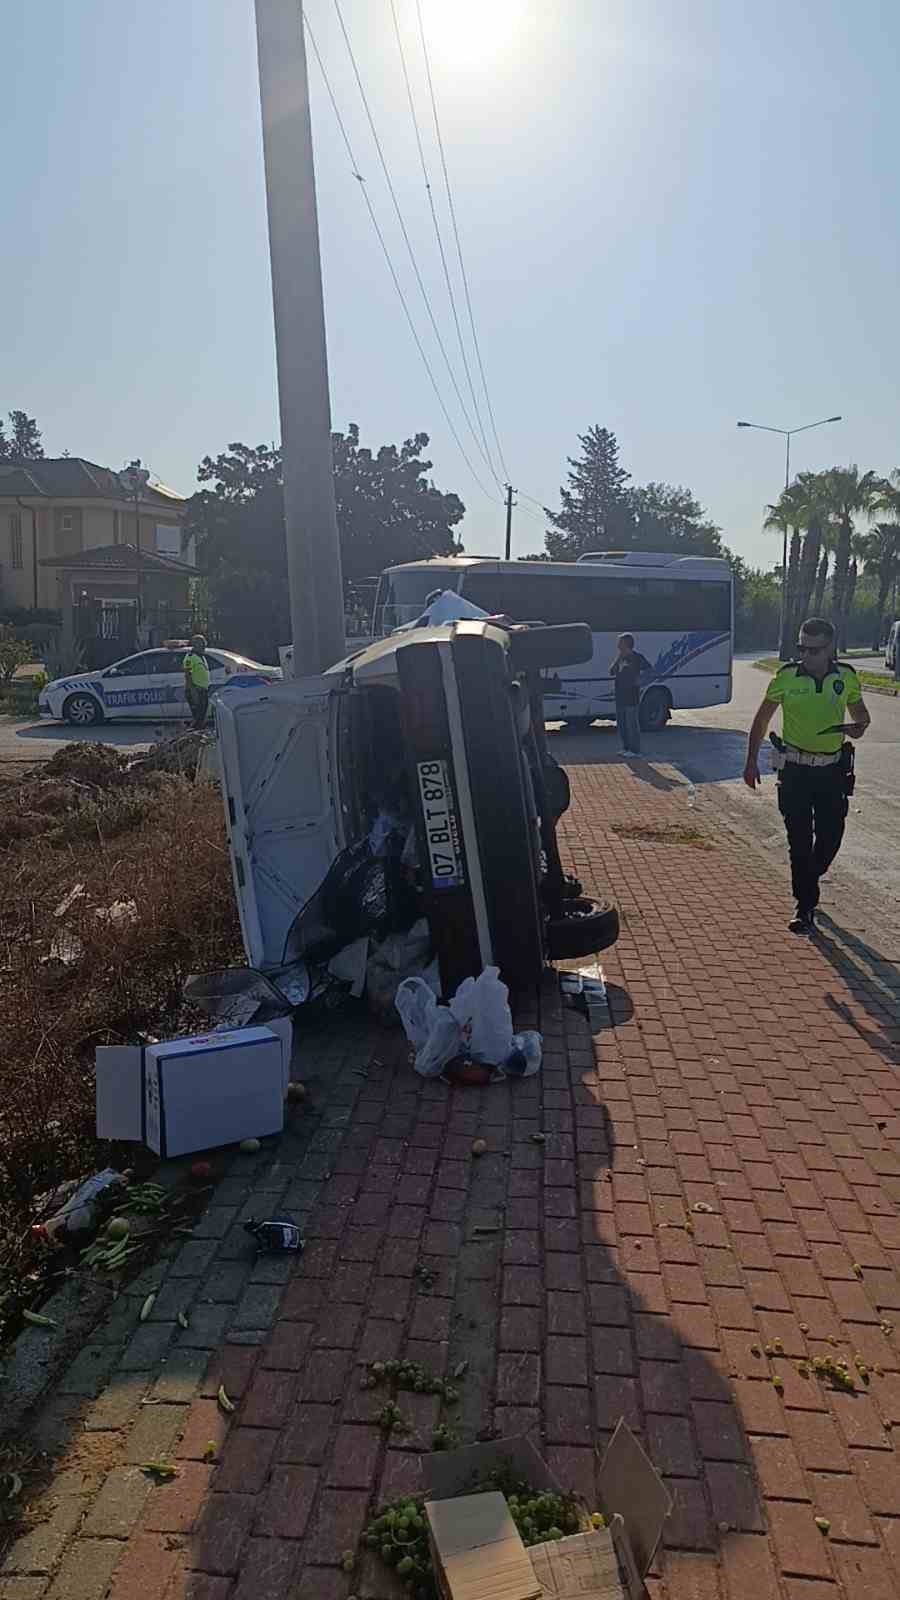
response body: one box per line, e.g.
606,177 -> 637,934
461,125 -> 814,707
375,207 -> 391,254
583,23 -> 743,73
0,457 -> 187,612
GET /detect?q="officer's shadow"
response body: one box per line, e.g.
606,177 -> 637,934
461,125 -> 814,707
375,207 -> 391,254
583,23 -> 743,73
814,913 -> 900,1070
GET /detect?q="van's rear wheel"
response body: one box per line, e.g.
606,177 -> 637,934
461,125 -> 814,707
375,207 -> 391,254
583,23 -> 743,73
564,717 -> 594,732
639,687 -> 670,732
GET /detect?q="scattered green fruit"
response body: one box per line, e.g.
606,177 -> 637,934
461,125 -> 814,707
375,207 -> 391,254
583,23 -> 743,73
815,1517 -> 831,1536
217,1385 -> 235,1414
139,1294 -> 156,1323
239,1138 -> 261,1153
106,1218 -> 130,1241
22,1310 -> 57,1329
471,1138 -> 487,1157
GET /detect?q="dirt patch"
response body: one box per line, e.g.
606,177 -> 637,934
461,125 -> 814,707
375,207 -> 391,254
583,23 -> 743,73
0,735 -> 241,1339
610,822 -> 715,849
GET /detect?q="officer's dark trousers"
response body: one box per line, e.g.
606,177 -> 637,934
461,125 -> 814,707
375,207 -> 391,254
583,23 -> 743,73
777,762 -> 848,914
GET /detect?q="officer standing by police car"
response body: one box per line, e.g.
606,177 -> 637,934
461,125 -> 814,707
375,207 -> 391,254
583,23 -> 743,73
744,617 -> 870,934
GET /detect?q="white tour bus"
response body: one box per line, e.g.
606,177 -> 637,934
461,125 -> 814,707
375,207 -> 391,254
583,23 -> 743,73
372,552 -> 733,731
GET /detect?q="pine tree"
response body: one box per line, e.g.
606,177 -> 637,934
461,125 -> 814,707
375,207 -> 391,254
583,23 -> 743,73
544,426 -> 631,560
0,410 -> 45,460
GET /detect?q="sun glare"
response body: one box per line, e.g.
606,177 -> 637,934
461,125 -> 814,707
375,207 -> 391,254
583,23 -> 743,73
423,0 -> 525,66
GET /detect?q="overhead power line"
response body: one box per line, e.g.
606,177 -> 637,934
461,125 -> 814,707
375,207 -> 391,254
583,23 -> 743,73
414,0 -> 512,485
330,0 -> 502,490
388,0 -> 501,489
303,10 -> 501,506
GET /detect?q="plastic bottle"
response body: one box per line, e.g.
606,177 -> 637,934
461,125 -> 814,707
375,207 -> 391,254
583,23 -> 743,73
33,1169 -> 127,1243
244,1216 -> 304,1253
503,1031 -> 543,1078
686,782 -> 696,809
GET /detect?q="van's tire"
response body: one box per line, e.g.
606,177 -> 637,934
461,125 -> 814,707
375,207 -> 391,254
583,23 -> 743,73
639,687 -> 670,732
63,693 -> 104,726
547,896 -> 619,960
564,717 -> 594,732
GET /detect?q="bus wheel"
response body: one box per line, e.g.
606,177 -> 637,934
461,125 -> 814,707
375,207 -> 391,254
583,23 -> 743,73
639,688 -> 670,732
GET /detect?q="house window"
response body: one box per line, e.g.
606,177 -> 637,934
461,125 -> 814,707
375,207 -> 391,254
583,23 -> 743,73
10,513 -> 23,570
61,513 -> 74,531
155,523 -> 182,559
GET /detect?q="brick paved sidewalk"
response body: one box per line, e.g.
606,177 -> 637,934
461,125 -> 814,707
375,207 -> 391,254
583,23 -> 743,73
4,757 -> 900,1600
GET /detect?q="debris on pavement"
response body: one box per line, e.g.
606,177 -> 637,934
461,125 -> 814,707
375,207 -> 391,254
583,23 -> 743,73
397,967 -> 543,1081
243,1216 -> 304,1253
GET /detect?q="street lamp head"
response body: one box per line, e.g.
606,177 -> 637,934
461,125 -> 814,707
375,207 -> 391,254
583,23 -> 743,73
826,415 -> 842,423
736,421 -> 751,428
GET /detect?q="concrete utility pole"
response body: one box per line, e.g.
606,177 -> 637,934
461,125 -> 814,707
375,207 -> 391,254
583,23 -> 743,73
254,0 -> 345,675
504,484 -> 516,561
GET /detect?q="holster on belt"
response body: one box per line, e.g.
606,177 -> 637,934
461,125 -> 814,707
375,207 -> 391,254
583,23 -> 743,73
838,740 -> 856,795
768,732 -> 787,772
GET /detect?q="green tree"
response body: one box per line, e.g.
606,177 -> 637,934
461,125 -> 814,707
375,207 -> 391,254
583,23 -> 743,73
544,427 -> 722,561
626,482 -> 724,556
763,482 -> 806,657
544,426 -> 631,560
185,426 -> 464,659
819,466 -> 883,647
0,410 -> 44,460
332,425 -> 464,588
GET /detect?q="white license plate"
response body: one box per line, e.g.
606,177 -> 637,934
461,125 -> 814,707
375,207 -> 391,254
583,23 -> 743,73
417,759 -> 464,891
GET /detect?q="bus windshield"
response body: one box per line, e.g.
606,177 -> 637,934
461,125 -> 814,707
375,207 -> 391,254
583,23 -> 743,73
373,567 -> 457,634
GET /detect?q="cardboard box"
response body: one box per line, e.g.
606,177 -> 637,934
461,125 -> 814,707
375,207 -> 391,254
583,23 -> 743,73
96,1025 -> 284,1156
426,1491 -> 541,1600
529,1528 -> 625,1600
422,1424 -> 670,1600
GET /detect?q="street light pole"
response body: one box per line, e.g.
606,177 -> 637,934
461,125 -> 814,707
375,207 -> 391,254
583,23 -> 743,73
254,0 -> 345,675
120,460 -> 150,646
737,415 -> 841,658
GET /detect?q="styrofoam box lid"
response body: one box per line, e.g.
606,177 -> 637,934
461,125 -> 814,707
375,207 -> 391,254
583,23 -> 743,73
147,1027 -> 278,1058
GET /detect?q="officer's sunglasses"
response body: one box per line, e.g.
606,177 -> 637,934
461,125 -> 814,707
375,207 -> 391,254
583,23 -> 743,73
797,640 -> 829,656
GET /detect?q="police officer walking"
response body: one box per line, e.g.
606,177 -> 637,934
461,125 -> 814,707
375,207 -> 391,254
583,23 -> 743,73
744,617 -> 870,934
183,634 -> 211,731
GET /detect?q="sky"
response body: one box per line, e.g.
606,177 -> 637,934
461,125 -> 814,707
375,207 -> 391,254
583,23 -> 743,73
4,0 -> 900,570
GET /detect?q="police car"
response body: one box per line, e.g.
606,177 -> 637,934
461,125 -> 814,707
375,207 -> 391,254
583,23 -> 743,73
38,646 -> 281,726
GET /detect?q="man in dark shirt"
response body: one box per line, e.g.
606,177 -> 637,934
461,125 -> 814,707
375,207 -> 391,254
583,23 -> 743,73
609,633 -> 652,755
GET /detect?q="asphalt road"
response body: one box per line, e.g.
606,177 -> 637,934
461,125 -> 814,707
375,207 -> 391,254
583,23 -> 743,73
551,656 -> 900,954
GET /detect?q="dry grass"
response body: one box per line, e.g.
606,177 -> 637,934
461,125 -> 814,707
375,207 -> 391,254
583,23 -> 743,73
0,742 -> 242,1333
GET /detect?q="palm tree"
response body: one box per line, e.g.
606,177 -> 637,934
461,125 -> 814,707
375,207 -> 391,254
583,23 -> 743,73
792,472 -> 829,633
859,523 -> 900,643
812,518 -> 836,616
819,466 -> 883,648
764,480 -> 821,657
869,470 -> 900,640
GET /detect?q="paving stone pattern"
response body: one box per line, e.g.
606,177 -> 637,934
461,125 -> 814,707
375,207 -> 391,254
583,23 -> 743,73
4,759 -> 900,1600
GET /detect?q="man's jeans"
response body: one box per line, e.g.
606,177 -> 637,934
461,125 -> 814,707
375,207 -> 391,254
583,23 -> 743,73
617,704 -> 641,754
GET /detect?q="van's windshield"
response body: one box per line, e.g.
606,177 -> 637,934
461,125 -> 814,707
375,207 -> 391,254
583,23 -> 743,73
373,568 -> 457,635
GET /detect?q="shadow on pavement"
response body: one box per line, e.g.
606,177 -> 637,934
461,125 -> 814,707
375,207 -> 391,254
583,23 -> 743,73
548,721 -> 752,785
10,722 -> 161,749
814,914 -> 900,1068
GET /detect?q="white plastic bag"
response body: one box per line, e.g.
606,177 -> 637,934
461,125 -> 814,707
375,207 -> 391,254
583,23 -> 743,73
395,977 -> 461,1077
449,966 -> 514,1065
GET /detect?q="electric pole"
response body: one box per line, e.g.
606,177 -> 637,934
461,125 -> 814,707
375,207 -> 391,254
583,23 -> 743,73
504,484 -> 516,561
254,0 -> 346,675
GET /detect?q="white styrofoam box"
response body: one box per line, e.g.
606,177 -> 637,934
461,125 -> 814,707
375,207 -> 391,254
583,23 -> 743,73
95,1045 -> 145,1143
96,1026 -> 285,1156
